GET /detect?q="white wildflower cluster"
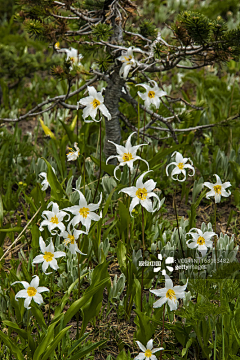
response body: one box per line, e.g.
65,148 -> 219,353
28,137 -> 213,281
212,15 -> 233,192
12,184 -> 102,309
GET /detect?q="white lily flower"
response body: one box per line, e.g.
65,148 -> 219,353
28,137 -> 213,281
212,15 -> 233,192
150,276 -> 188,311
61,47 -> 83,70
117,47 -> 137,79
203,174 -> 231,203
61,227 -> 87,255
134,339 -> 164,360
119,171 -> 163,216
11,275 -> 49,310
77,86 -> 111,122
39,202 -> 70,236
39,167 -> 56,191
63,189 -> 102,232
106,132 -> 149,181
166,151 -> 195,182
186,228 -> 216,256
67,142 -> 80,161
137,81 -> 167,109
32,236 -> 66,274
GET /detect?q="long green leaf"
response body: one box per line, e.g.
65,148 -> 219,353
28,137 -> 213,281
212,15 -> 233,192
41,157 -> 63,201
69,340 -> 107,360
41,326 -> 71,360
232,319 -> 240,346
33,317 -> 63,360
0,330 -> 25,360
0,194 -> 3,227
63,278 -> 110,326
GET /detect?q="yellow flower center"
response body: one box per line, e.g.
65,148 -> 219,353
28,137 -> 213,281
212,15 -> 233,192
43,251 -> 54,262
124,55 -> 132,63
166,289 -> 176,300
136,188 -> 148,200
27,287 -> 37,297
145,349 -> 152,357
67,147 -> 74,155
69,56 -> 76,63
148,90 -> 155,98
213,185 -> 222,194
197,236 -> 205,245
79,207 -> 90,218
55,42 -> 60,49
50,215 -> 59,224
64,234 -> 75,245
122,152 -> 133,162
178,162 -> 184,170
91,99 -> 100,109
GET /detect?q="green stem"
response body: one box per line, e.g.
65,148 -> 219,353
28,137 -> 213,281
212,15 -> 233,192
76,236 -> 82,339
48,273 -> 53,325
27,309 -> 30,359
160,303 -> 166,360
83,153 -> 86,196
141,207 -> 145,312
93,120 -> 102,202
214,324 -> 217,360
214,202 -> 218,270
174,184 -> 184,257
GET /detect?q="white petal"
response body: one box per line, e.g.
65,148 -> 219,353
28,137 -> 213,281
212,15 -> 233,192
30,275 -> 39,289
37,286 -> 49,293
136,341 -> 146,352
33,293 -> 43,305
183,163 -> 195,176
129,197 -> 140,215
119,186 -> 138,197
175,152 -> 184,163
167,298 -> 178,311
15,290 -> 28,299
39,236 -> 46,253
150,288 -> 167,297
98,104 -> 111,120
152,347 -> 164,354
136,170 -> 153,189
42,261 -> 49,273
141,198 -> 154,212
134,353 -> 146,360
205,189 -> 215,199
50,258 -> 59,270
88,192 -> 102,211
165,277 -> 173,289
203,182 -> 214,190
54,251 -> 66,259
221,188 -> 231,197
32,255 -> 44,264
153,297 -> 167,308
87,86 -> 98,98
24,297 -> 32,309
146,339 -> 153,350
214,174 -> 222,185
12,281 -> 30,289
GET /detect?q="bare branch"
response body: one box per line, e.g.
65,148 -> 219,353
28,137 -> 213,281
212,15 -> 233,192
0,75 -> 98,123
149,113 -> 240,133
120,92 -> 178,143
53,1 -> 102,23
167,96 -> 205,111
124,30 -> 152,43
119,112 -> 159,140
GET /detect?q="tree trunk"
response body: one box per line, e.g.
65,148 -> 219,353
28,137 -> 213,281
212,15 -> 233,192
103,6 -> 124,163
104,71 -> 124,163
